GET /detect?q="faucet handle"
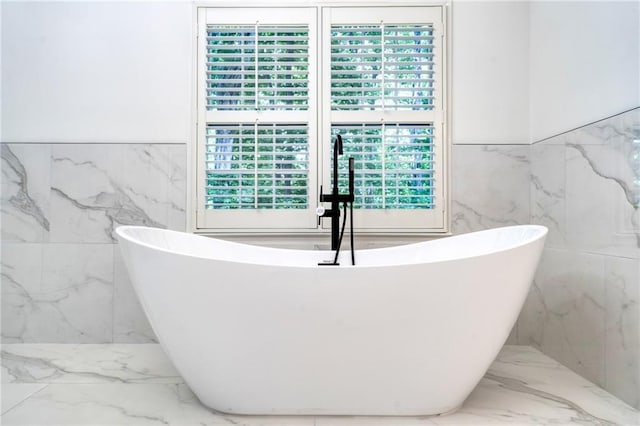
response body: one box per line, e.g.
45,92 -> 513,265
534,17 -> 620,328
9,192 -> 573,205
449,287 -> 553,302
316,205 -> 325,226
317,185 -> 324,226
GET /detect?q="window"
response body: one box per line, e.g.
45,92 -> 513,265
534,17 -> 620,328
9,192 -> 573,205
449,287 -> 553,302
195,4 -> 447,233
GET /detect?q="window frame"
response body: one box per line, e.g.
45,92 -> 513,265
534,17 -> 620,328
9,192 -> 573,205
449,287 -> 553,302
195,7 -> 319,231
191,1 -> 450,236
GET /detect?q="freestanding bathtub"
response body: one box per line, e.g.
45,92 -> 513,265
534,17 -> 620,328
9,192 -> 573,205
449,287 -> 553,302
116,225 -> 547,416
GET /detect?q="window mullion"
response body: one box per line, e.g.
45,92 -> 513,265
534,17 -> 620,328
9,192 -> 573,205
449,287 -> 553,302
381,21 -> 385,110
254,121 -> 259,208
254,22 -> 259,110
381,120 -> 386,209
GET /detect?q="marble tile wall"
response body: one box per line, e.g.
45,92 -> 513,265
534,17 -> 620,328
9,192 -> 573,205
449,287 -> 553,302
451,144 -> 530,235
519,107 -> 640,409
1,143 -> 186,343
3,116 -> 636,410
2,141 -> 530,344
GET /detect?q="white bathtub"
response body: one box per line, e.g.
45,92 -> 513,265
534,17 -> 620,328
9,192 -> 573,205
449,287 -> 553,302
116,225 -> 547,416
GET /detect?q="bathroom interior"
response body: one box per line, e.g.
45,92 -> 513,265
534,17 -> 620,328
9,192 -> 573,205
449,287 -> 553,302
1,0 -> 639,424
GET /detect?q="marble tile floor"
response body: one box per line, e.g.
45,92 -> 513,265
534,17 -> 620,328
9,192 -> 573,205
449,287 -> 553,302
1,344 -> 638,426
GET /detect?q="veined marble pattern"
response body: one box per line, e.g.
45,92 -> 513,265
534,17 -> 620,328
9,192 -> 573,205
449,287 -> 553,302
50,144 -> 186,243
523,107 -> 640,410
1,143 -> 186,343
2,243 -> 114,343
565,139 -> 638,259
530,108 -> 640,258
604,256 -> 639,408
518,249 -> 607,387
1,344 -> 637,425
1,384 -> 47,415
113,249 -> 157,343
530,143 -> 565,248
1,143 -> 187,244
1,144 -> 51,242
1,344 -> 181,384
451,144 -> 530,235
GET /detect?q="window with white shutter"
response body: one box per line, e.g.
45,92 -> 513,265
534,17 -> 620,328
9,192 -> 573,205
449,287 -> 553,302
195,4 -> 447,233
206,25 -> 310,112
322,6 -> 445,231
205,123 -> 309,210
330,25 -> 435,111
196,8 -> 318,230
330,123 -> 435,210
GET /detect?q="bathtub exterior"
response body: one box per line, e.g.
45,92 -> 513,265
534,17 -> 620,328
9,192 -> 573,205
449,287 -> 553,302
116,225 -> 547,416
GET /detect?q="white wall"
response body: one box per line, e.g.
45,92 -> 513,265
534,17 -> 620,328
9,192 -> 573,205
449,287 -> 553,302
452,1 -> 530,144
2,1 -> 532,145
453,0 -> 640,144
529,1 -> 640,142
2,1 -> 637,145
1,1 -> 192,143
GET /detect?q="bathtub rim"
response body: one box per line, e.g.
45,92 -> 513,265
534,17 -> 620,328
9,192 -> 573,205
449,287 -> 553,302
115,224 -> 548,268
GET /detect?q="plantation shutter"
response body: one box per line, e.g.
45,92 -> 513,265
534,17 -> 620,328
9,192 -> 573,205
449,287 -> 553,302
196,8 -> 318,230
205,123 -> 309,210
206,25 -> 310,112
330,123 -> 435,209
195,5 -> 447,233
323,7 -> 445,231
331,25 -> 436,111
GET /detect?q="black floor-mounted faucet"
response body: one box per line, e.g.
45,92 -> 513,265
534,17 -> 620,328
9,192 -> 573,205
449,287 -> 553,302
317,135 -> 355,265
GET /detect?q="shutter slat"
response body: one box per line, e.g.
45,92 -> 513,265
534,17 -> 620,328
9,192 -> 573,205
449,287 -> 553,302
206,96 -> 309,103
330,123 -> 436,210
331,35 -> 434,41
205,123 -> 309,210
331,24 -> 436,112
206,185 -> 307,191
330,78 -> 434,84
207,71 -> 308,78
205,160 -> 308,167
331,53 -> 434,59
206,24 -> 310,112
207,53 -> 309,59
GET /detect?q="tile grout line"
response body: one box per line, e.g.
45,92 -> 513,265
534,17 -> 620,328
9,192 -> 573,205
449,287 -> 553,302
112,244 -> 116,344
